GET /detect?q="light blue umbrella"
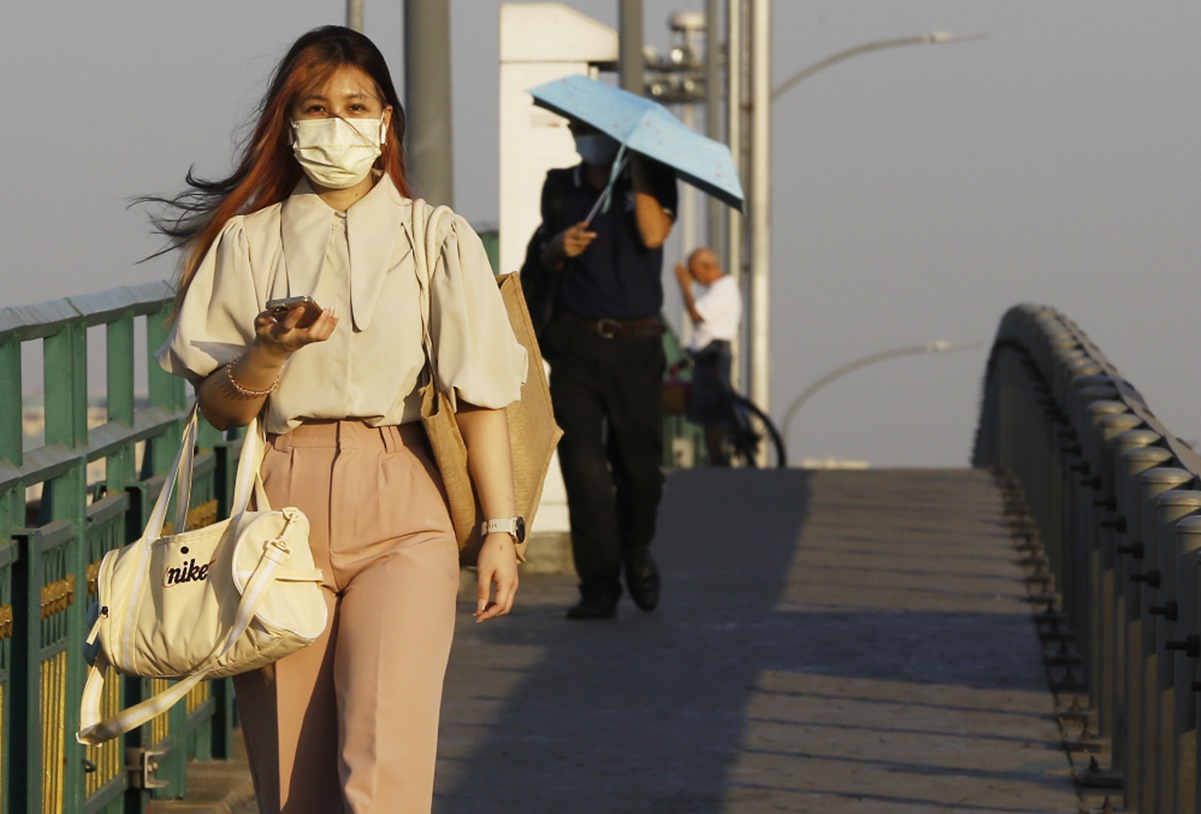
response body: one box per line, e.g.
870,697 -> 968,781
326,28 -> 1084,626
528,74 -> 745,213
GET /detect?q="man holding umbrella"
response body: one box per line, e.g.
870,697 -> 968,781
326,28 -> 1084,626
532,117 -> 677,620
526,74 -> 743,620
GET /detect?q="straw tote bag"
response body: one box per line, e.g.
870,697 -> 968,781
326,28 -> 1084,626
77,405 -> 327,746
409,202 -> 563,567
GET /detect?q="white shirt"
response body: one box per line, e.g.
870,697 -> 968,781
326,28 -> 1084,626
156,177 -> 528,435
689,275 -> 742,352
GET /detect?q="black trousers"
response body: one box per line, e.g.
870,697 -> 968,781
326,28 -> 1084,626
543,316 -> 666,594
687,340 -> 734,426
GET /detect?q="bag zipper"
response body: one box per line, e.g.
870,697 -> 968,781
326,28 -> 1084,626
86,606 -> 108,646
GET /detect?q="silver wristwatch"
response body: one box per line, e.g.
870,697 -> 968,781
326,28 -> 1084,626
480,516 -> 526,543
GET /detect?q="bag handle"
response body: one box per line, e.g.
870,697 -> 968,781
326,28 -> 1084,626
143,405 -> 200,543
229,415 -> 272,517
76,524 -> 295,746
109,405 -> 272,645
143,405 -> 271,543
409,202 -> 456,398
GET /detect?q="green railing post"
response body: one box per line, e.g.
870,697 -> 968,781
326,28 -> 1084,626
0,328 -> 23,814
0,339 -> 20,470
105,313 -> 136,490
0,538 -> 16,814
0,341 -> 22,814
41,321 -> 90,812
145,300 -> 185,479
9,526 -> 42,814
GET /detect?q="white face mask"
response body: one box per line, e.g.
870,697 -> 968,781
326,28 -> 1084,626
291,117 -> 386,189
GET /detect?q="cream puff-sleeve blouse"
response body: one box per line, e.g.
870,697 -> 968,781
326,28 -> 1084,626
156,177 -> 528,435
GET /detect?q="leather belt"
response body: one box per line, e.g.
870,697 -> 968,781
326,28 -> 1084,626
568,315 -> 666,339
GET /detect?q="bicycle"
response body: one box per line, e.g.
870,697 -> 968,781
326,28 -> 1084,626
724,391 -> 788,468
664,362 -> 788,469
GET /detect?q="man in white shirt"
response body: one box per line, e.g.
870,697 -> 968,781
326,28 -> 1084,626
674,247 -> 742,465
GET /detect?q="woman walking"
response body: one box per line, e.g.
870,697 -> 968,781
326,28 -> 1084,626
153,25 -> 527,813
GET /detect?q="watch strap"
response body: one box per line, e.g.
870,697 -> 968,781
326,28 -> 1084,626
480,516 -> 526,543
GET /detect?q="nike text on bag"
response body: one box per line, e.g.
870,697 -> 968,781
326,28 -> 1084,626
77,404 -> 328,746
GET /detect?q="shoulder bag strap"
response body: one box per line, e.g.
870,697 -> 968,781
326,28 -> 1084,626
409,201 -> 460,397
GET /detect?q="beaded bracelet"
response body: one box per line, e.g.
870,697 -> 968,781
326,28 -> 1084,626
225,355 -> 279,398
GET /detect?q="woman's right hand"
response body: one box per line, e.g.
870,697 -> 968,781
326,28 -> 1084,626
195,306 -> 339,430
253,305 -> 339,357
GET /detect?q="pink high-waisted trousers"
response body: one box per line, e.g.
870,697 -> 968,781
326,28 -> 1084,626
233,419 -> 459,814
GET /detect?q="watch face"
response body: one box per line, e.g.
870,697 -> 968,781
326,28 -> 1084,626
515,516 -> 526,543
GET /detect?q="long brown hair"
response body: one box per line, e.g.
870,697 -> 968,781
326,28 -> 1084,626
146,26 -> 409,316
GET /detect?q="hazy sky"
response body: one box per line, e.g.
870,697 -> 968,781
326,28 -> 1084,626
4,2 -> 1199,467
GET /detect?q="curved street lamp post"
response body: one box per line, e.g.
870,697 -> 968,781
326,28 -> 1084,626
772,31 -> 989,102
746,28 -> 989,419
781,340 -> 983,456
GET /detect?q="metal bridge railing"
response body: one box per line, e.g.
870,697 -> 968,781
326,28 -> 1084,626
0,281 -> 240,813
975,303 -> 1201,813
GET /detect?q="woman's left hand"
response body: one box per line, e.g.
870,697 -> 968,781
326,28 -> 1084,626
474,533 -> 519,622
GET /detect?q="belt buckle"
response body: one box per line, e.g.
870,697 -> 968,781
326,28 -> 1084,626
596,318 -> 619,339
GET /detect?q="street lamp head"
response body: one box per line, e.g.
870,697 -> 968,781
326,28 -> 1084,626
923,340 -> 985,354
926,31 -> 990,44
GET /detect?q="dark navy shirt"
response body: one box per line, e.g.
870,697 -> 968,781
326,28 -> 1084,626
540,162 -> 677,321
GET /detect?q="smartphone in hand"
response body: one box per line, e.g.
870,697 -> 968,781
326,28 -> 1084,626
265,296 -> 323,329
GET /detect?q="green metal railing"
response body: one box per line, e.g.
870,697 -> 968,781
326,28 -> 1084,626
0,281 -> 240,813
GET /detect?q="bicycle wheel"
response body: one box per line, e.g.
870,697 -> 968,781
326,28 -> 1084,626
725,394 -> 788,469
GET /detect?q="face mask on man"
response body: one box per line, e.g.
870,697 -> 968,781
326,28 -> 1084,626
292,117 -> 386,189
573,132 -> 620,167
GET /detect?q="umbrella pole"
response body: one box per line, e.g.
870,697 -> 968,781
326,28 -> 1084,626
583,152 -> 631,224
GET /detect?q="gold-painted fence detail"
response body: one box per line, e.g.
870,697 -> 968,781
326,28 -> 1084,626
150,679 -> 171,746
40,575 -> 75,620
41,651 -> 67,814
186,500 -> 218,531
186,681 -> 210,714
83,668 -> 123,798
160,498 -> 219,537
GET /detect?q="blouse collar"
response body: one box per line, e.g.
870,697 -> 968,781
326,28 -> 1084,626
280,175 -> 412,332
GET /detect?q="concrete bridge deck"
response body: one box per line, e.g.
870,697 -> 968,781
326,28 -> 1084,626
153,468 -> 1084,813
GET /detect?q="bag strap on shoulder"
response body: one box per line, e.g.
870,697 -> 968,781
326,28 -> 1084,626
409,200 -> 457,397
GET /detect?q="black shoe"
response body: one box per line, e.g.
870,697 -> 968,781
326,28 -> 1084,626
624,550 -> 660,612
566,592 -> 618,620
